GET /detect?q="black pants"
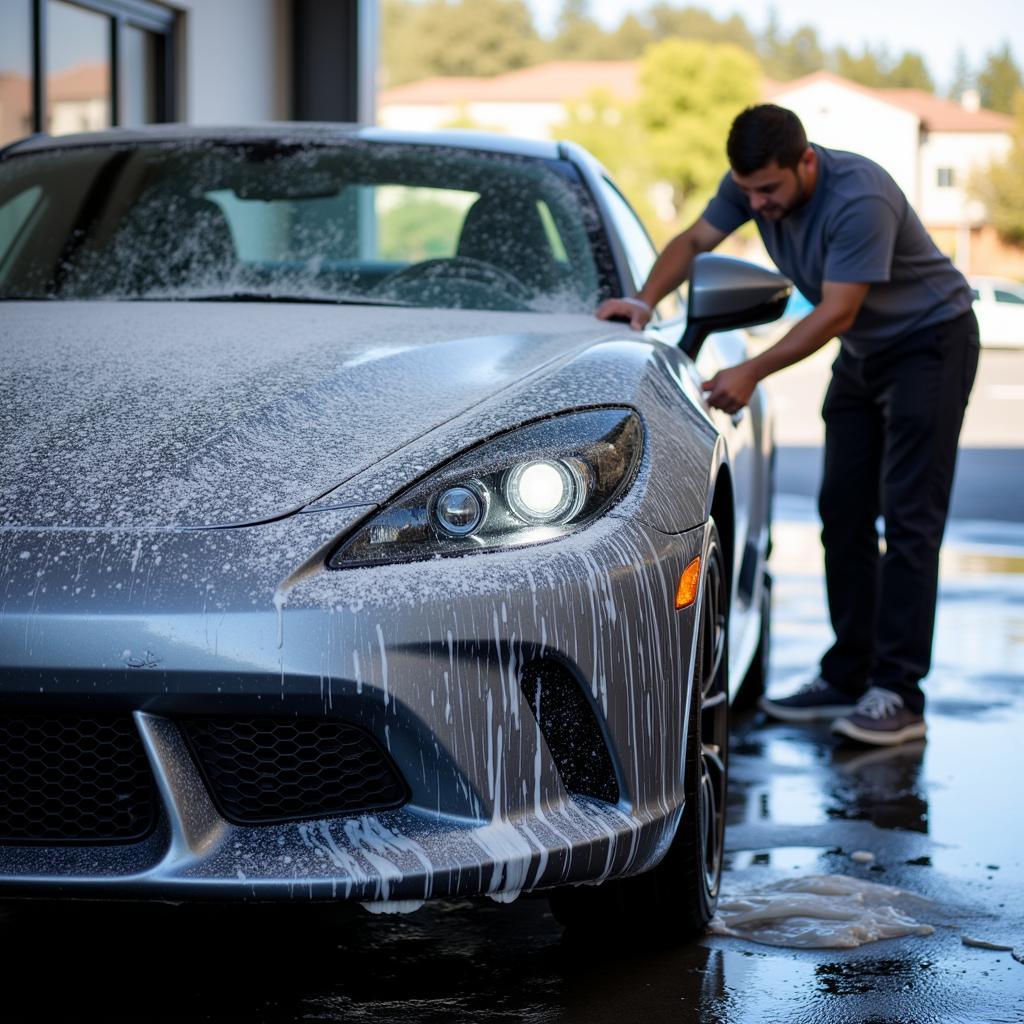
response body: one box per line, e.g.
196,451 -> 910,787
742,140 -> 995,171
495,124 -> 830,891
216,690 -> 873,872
818,310 -> 980,713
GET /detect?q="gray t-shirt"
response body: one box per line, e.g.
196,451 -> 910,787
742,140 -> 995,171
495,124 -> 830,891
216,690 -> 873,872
702,145 -> 973,357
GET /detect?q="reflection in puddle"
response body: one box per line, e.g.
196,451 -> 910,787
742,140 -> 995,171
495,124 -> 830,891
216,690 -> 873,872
827,740 -> 929,833
709,875 -> 934,949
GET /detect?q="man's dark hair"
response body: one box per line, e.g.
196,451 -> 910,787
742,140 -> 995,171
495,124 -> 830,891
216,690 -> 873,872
726,105 -> 808,175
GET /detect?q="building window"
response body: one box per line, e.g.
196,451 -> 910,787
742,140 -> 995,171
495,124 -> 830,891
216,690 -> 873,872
936,167 -> 956,188
47,0 -> 111,135
1,0 -> 176,148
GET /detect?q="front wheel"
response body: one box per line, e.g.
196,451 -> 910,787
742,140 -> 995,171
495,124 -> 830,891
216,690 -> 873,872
548,521 -> 730,940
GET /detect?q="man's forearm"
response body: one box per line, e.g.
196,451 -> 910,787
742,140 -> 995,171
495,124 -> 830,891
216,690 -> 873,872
702,282 -> 867,414
636,232 -> 701,307
747,301 -> 854,381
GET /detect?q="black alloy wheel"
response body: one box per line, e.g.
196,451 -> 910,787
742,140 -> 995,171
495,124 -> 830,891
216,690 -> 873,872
696,530 -> 729,902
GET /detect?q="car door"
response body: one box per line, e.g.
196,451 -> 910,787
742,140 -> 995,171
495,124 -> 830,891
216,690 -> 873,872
991,284 -> 1024,348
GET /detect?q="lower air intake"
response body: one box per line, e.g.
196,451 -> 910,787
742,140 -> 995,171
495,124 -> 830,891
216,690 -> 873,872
520,660 -> 620,804
182,717 -> 408,825
0,713 -> 156,844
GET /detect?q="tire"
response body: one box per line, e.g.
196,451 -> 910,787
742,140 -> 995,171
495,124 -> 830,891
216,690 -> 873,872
732,570 -> 772,712
548,522 -> 730,941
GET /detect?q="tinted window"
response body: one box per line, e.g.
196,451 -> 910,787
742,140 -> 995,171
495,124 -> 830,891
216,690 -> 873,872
994,288 -> 1024,305
0,141 -> 605,312
599,179 -> 680,319
600,179 -> 656,285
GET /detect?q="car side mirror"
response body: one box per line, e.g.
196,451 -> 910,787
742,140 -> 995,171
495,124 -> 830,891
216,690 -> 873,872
679,254 -> 793,359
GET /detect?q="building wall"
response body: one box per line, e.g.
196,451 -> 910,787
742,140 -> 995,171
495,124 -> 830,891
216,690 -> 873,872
379,100 -> 565,139
768,79 -> 921,205
932,224 -> 1024,278
464,101 -> 565,139
919,130 -> 1012,226
168,0 -> 291,123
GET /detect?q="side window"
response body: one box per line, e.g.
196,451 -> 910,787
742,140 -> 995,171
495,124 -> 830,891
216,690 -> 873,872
0,186 -> 44,279
994,288 -> 1024,305
969,288 -> 980,302
599,179 -> 680,319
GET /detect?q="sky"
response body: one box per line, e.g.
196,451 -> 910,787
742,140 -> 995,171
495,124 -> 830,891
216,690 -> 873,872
529,0 -> 1024,92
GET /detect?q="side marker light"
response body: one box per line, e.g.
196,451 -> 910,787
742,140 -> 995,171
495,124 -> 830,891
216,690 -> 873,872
675,556 -> 701,609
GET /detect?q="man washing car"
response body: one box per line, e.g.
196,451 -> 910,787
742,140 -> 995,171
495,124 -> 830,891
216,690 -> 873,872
598,104 -> 979,747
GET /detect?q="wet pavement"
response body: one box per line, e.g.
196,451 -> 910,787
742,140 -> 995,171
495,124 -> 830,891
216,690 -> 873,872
4,501 -> 1023,1023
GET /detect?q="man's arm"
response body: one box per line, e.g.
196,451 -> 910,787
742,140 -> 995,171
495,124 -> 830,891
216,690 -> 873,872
596,217 -> 728,330
701,280 -> 870,414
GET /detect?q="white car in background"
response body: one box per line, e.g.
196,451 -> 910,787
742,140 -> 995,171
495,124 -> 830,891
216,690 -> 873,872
969,276 -> 1024,350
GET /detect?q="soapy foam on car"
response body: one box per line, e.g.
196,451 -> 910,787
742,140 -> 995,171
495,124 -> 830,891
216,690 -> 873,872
708,874 -> 934,949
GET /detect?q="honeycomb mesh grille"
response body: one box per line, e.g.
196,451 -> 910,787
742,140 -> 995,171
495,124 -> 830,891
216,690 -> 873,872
182,718 -> 408,824
0,713 -> 156,844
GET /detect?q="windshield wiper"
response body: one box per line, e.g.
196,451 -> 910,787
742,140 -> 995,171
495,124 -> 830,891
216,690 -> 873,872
1,292 -> 414,306
163,292 -> 413,307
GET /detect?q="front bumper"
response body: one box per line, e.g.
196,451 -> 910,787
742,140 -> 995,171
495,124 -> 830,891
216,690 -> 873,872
0,508 -> 706,904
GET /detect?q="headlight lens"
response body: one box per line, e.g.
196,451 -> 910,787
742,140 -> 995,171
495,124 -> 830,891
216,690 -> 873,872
504,459 -> 585,525
434,484 -> 486,535
328,408 -> 642,569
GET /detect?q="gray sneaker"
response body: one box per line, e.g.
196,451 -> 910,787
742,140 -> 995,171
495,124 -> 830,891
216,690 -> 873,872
831,687 -> 927,747
758,676 -> 859,722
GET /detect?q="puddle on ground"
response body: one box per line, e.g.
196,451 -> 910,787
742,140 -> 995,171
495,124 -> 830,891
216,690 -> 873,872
709,874 -> 934,949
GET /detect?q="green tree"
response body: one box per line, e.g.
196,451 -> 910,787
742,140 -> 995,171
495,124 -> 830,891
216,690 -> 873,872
560,88 -> 652,199
549,0 -> 609,59
831,43 -> 936,91
646,3 -> 757,51
948,48 -> 973,102
833,45 -> 889,87
609,13 -> 653,59
977,43 -> 1023,113
886,52 -> 934,91
971,91 -> 1024,245
636,39 -> 760,213
381,0 -> 542,86
762,24 -> 825,80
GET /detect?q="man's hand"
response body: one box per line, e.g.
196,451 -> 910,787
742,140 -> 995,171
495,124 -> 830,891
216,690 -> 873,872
596,296 -> 652,331
701,362 -> 760,414
594,218 -> 727,331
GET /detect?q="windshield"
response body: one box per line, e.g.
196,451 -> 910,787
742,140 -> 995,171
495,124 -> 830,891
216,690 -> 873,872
0,139 -> 610,312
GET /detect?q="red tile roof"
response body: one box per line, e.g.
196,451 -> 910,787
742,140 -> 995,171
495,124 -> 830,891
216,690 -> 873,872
381,61 -> 639,105
383,63 -> 1012,134
48,62 -> 109,103
877,87 -> 1013,132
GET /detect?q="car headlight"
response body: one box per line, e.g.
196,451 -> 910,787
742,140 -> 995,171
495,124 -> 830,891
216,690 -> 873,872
327,408 -> 642,569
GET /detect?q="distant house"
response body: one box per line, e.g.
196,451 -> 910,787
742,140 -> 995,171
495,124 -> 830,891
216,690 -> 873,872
379,61 -> 639,139
379,63 -> 1019,276
765,71 -> 1016,275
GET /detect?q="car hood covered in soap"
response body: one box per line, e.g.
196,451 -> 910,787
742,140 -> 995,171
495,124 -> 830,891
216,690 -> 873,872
0,302 -> 617,529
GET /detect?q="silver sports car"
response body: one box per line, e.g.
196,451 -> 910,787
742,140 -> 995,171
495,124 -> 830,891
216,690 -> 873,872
0,125 -> 787,936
